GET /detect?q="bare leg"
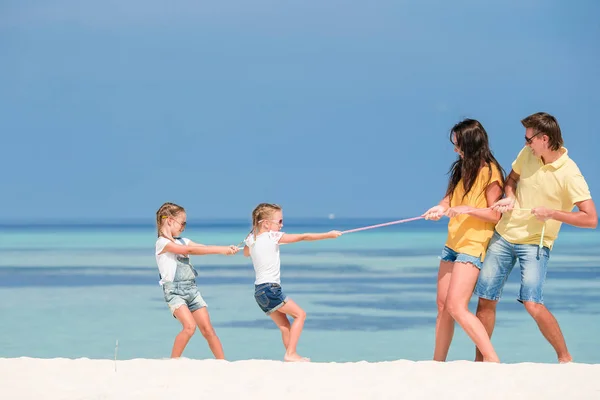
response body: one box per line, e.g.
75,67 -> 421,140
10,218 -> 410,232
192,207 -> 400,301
445,263 -> 499,362
277,300 -> 308,362
269,310 -> 291,350
475,298 -> 498,362
522,301 -> 572,363
171,305 -> 197,358
433,261 -> 454,361
192,307 -> 225,359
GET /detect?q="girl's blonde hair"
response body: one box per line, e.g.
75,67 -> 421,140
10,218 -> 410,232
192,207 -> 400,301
251,203 -> 282,235
156,202 -> 185,237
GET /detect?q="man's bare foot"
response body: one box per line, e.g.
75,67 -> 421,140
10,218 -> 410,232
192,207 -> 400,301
558,352 -> 572,364
284,353 -> 310,362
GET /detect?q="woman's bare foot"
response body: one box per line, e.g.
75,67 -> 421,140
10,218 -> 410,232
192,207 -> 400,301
284,353 -> 310,362
483,357 -> 500,363
483,354 -> 500,363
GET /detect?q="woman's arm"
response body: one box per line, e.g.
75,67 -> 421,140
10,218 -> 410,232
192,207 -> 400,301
422,196 -> 450,220
458,181 -> 503,223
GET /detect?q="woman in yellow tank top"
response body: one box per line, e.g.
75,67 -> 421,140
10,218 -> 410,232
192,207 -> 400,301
423,119 -> 505,362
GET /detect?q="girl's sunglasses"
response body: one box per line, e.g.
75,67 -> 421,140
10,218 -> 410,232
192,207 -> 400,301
258,219 -> 283,225
162,216 -> 186,228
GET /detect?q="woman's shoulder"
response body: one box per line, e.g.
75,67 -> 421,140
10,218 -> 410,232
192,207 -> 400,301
479,162 -> 502,177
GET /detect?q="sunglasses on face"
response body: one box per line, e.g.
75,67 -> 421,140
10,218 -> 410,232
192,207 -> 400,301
259,219 -> 283,225
525,131 -> 543,144
258,218 -> 283,226
171,218 -> 186,228
161,215 -> 186,229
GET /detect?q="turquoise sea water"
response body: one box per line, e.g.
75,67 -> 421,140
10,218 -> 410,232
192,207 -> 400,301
0,219 -> 598,364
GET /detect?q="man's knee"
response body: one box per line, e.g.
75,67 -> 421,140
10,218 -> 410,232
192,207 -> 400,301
476,298 -> 498,316
522,300 -> 545,317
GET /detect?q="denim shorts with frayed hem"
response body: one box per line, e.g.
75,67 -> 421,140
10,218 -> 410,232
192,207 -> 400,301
474,231 -> 550,304
254,283 -> 288,315
439,246 -> 483,269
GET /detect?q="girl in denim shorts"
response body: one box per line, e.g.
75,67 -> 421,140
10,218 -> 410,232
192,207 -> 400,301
243,203 -> 342,362
155,202 -> 239,359
422,119 -> 505,362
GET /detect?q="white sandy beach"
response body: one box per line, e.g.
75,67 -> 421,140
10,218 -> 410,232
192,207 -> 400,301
1,358 -> 599,400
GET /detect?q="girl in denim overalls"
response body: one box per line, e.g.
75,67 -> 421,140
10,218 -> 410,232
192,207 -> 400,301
243,203 -> 342,362
155,202 -> 239,359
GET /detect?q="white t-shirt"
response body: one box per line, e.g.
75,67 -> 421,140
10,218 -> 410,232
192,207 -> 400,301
245,231 -> 284,285
155,237 -> 190,285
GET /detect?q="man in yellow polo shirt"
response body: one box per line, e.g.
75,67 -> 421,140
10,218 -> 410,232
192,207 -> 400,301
473,112 -> 597,363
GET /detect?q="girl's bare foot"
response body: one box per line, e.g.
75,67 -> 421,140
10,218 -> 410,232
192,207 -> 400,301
284,353 -> 310,362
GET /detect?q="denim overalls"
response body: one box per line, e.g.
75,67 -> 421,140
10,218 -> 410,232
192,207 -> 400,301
162,237 -> 207,315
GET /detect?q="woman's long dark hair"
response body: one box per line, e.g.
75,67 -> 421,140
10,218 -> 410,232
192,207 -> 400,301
445,119 -> 505,201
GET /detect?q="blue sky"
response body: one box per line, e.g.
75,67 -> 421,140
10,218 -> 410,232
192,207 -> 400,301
1,1 -> 599,220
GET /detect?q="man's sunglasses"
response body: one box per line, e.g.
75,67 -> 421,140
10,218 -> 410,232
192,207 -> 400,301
525,131 -> 543,144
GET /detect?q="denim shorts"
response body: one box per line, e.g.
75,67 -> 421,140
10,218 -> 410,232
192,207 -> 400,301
163,280 -> 207,316
474,231 -> 550,304
254,283 -> 288,315
439,246 -> 483,269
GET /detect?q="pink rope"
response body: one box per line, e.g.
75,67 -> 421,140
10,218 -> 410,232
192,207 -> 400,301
342,216 -> 424,234
332,206 -> 532,235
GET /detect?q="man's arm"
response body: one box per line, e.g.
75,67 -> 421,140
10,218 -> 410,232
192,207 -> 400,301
491,169 -> 520,213
532,199 -> 598,229
504,170 -> 519,200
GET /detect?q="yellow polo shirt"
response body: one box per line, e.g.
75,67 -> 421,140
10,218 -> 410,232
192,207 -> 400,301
446,164 -> 503,260
495,147 -> 591,249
